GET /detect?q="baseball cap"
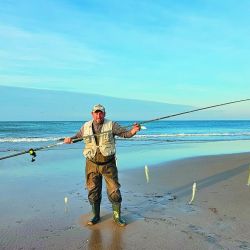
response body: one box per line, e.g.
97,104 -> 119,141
92,104 -> 105,113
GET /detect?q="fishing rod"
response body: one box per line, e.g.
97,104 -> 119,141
0,138 -> 82,162
0,98 -> 249,161
86,98 -> 250,137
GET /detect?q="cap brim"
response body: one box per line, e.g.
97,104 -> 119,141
93,109 -> 104,112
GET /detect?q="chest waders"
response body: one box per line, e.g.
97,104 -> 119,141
85,121 -> 126,227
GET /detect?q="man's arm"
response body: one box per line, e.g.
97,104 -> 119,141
64,128 -> 83,144
112,122 -> 140,138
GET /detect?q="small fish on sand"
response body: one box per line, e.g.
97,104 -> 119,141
188,182 -> 197,205
145,165 -> 150,183
64,197 -> 68,204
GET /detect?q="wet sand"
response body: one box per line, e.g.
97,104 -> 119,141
1,151 -> 250,249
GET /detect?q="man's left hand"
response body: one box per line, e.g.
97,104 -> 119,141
131,123 -> 141,135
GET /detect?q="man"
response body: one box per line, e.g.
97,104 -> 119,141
64,104 -> 140,226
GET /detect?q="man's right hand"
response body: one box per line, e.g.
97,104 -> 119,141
64,137 -> 73,144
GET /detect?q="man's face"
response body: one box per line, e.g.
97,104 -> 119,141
92,111 -> 105,124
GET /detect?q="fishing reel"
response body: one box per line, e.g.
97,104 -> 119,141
28,148 -> 36,162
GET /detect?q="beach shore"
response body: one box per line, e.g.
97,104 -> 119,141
1,151 -> 250,249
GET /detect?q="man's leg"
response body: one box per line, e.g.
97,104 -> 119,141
86,160 -> 102,225
102,161 -> 126,226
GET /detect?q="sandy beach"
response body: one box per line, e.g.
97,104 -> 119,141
1,150 -> 250,250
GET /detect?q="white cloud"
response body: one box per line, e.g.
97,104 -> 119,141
0,24 -> 104,71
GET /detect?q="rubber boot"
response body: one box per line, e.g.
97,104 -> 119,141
87,202 -> 100,225
112,203 -> 126,227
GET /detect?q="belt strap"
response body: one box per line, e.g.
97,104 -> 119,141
88,157 -> 115,166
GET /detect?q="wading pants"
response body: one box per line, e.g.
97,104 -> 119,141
86,158 -> 122,205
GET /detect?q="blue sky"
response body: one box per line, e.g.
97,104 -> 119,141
0,0 -> 250,112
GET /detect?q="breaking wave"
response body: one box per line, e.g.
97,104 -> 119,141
1,132 -> 250,144
0,137 -> 63,143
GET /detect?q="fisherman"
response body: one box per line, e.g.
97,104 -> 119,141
64,104 -> 141,226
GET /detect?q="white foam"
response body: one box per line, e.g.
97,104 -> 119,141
134,132 -> 250,138
0,137 -> 62,143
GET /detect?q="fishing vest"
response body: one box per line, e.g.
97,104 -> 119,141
82,119 -> 116,159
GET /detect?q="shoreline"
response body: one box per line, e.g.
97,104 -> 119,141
1,151 -> 250,249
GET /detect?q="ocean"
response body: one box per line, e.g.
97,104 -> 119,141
1,120 -> 250,169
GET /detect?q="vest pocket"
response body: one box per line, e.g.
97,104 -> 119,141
102,132 -> 112,143
84,135 -> 92,144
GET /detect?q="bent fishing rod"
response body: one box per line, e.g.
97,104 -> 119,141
90,98 -> 250,137
0,98 -> 249,162
140,98 -> 250,125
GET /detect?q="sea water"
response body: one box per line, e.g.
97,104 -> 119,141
1,120 -> 250,170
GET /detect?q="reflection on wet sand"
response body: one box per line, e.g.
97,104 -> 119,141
88,226 -> 123,250
88,229 -> 103,250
